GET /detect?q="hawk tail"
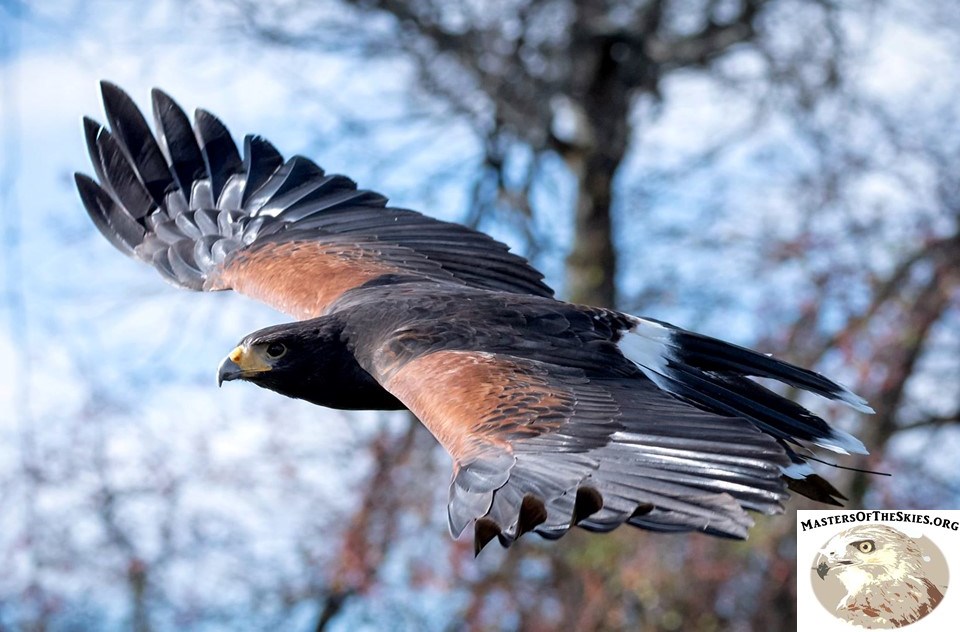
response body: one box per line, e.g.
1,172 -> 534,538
617,316 -> 871,456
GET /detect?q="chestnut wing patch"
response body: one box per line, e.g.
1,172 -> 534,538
380,349 -> 791,552
382,351 -> 576,463
76,83 -> 552,319
213,240 -> 439,320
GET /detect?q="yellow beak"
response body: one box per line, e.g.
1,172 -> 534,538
217,345 -> 271,386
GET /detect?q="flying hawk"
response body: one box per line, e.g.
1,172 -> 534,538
816,525 -> 946,628
76,82 -> 873,553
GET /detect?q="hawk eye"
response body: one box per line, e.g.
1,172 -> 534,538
857,540 -> 875,553
265,342 -> 287,359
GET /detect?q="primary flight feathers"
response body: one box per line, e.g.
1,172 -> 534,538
77,82 -> 872,553
77,82 -> 552,315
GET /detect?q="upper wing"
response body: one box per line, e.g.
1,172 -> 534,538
75,82 -> 552,319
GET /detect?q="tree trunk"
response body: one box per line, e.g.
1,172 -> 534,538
564,7 -> 635,308
565,140 -> 625,309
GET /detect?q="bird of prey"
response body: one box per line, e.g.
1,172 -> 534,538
76,82 -> 873,553
815,525 -> 946,628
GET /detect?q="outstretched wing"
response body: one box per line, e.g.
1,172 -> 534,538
341,286 -> 869,552
382,349 -> 790,551
75,82 -> 552,319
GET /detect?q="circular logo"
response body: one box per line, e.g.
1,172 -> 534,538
811,524 -> 948,628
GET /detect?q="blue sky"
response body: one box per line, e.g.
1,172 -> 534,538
2,0 -> 959,628
0,3 -> 472,627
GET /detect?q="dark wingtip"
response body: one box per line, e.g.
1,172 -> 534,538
74,171 -> 104,207
517,495 -> 547,537
631,502 -> 654,518
75,172 -> 139,257
82,117 -> 106,181
150,87 -> 176,120
193,107 -> 215,127
150,86 -> 170,102
99,79 -> 123,95
194,107 -> 243,202
99,80 -> 133,116
82,118 -> 102,165
74,171 -> 90,187
82,115 -> 102,137
74,171 -> 93,200
150,87 -> 183,121
474,518 -> 502,557
785,473 -> 847,507
572,486 -> 604,524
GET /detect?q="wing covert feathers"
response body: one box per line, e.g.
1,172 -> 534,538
77,82 -> 553,316
349,291 -> 871,553
381,348 -> 791,550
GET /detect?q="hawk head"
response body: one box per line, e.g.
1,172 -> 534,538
216,318 -> 404,411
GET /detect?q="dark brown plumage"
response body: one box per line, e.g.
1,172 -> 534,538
77,83 -> 874,552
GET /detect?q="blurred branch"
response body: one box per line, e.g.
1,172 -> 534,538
647,0 -> 767,68
897,412 -> 960,431
789,232 -> 960,368
315,416 -> 419,630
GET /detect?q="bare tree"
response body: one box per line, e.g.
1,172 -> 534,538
4,0 -> 959,630
232,0 -> 849,309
